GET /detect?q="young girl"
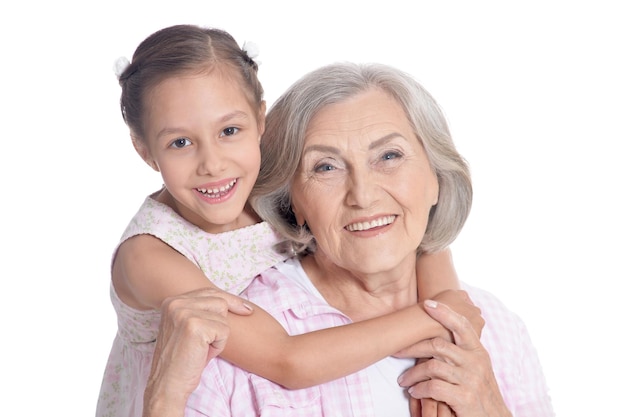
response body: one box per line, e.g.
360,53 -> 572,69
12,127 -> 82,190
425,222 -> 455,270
96,24 -> 472,417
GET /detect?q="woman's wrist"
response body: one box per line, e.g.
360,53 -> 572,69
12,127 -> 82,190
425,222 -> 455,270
143,375 -> 189,417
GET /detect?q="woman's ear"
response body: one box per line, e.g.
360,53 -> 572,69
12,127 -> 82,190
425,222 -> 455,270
428,170 -> 439,207
131,136 -> 159,172
291,203 -> 306,227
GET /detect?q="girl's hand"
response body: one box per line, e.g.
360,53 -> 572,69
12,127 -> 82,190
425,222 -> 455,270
143,288 -> 252,417
397,300 -> 512,417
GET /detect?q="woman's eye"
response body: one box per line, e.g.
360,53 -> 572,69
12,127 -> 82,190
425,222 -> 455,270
170,138 -> 191,148
314,163 -> 335,172
221,127 -> 239,137
382,151 -> 402,161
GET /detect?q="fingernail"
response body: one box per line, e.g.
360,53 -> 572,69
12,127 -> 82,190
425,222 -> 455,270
243,303 -> 254,311
397,373 -> 405,385
425,299 -> 437,308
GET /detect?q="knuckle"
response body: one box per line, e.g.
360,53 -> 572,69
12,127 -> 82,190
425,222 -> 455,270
458,314 -> 473,332
425,379 -> 445,399
431,337 -> 448,352
424,358 -> 442,374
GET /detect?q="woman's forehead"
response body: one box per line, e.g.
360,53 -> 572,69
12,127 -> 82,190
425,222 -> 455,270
304,90 -> 412,144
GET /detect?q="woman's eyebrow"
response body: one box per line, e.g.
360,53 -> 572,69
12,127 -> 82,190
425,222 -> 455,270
302,133 -> 405,155
302,144 -> 340,156
369,132 -> 404,150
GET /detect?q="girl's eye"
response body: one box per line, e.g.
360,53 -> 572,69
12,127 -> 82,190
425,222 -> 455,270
170,138 -> 191,149
221,127 -> 239,137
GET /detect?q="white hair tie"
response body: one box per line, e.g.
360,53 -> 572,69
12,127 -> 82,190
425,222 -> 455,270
113,56 -> 130,79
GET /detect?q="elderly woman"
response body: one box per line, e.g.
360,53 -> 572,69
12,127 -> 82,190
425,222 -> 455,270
145,62 -> 554,417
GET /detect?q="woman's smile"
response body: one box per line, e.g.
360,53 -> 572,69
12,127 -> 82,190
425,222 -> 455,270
345,215 -> 396,232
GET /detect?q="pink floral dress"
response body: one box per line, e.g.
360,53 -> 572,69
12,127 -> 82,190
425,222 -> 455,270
95,196 -> 290,417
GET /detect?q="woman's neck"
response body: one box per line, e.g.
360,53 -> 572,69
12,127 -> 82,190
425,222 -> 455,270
301,252 -> 418,322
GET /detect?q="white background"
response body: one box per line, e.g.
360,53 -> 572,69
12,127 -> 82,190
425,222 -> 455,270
1,1 -> 624,415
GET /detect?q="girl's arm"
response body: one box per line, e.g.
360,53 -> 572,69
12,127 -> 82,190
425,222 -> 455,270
220,247 -> 471,389
117,236 -> 473,390
416,247 -> 460,302
413,248 -> 462,417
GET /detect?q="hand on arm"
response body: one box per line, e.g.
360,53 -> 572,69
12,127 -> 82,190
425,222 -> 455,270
221,295 -> 458,389
414,247 -> 462,417
222,250 -> 480,390
143,288 -> 253,417
122,237 -> 481,397
396,300 -> 512,417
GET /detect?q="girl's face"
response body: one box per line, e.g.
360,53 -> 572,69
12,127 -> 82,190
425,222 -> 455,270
136,69 -> 264,233
291,88 -> 439,277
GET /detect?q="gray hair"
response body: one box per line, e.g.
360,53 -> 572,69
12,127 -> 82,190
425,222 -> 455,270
250,62 -> 472,254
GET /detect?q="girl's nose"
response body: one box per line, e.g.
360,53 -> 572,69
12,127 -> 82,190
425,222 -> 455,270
197,144 -> 226,176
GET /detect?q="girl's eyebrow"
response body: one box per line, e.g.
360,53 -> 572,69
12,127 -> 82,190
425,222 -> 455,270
218,110 -> 250,123
156,126 -> 188,140
156,111 -> 251,140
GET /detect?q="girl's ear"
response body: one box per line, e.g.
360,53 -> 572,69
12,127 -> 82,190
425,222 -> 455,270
131,136 -> 159,172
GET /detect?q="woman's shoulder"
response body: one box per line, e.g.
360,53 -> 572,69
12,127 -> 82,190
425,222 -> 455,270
461,282 -> 516,315
460,281 -> 528,336
460,283 -> 555,416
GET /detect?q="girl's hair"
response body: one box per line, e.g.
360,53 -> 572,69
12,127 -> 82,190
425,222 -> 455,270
117,24 -> 264,140
250,62 -> 472,254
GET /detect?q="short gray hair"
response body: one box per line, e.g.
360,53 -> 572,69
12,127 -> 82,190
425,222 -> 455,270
250,62 -> 472,254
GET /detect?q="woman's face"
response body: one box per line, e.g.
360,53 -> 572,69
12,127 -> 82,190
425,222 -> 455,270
291,88 -> 439,276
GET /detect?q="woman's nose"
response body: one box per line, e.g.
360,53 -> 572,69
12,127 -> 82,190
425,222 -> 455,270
345,167 -> 378,208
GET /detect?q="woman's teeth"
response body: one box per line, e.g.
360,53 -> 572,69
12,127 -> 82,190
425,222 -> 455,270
346,215 -> 396,231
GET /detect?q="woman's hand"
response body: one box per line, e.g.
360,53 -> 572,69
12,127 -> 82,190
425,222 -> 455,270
143,288 -> 252,417
431,289 -> 484,338
397,300 -> 512,417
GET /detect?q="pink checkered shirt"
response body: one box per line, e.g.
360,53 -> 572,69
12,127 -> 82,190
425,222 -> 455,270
185,259 -> 554,417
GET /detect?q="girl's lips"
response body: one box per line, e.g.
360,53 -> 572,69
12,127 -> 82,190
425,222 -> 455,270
195,179 -> 237,197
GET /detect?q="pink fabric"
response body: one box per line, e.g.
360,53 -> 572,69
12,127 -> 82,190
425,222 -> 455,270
465,282 -> 555,417
186,259 -> 555,417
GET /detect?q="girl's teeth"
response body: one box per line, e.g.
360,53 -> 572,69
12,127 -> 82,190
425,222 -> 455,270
198,179 -> 237,195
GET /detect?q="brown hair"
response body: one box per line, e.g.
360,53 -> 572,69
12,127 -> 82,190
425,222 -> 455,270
117,24 -> 264,140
